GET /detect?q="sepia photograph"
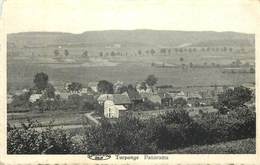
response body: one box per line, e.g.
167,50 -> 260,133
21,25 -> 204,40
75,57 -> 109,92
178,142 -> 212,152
3,0 -> 259,161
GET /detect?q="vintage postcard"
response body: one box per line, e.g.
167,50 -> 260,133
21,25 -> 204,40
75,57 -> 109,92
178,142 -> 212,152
0,0 -> 260,164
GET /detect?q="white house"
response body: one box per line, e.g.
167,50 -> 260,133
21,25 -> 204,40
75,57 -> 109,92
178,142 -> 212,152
29,94 -> 42,103
168,91 -> 187,101
104,100 -> 127,118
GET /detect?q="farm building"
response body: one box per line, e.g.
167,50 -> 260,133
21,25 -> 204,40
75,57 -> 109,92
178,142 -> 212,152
97,94 -> 131,107
104,100 -> 127,118
103,94 -> 131,118
158,92 -> 173,107
187,92 -> 202,107
112,94 -> 131,108
168,90 -> 187,101
29,94 -> 42,103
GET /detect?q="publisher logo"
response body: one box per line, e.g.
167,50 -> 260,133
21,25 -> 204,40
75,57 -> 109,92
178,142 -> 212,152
87,154 -> 111,160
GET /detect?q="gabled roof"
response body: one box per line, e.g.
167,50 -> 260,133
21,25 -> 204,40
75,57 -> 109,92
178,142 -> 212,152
112,94 -> 131,105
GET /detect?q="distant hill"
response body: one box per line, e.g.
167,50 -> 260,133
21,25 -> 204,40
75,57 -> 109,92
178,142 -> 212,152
7,30 -> 255,48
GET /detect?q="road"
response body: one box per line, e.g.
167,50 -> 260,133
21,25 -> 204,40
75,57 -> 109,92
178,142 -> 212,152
84,111 -> 100,125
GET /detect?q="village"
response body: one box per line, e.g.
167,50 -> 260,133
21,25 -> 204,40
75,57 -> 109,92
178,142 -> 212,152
7,72 -> 255,128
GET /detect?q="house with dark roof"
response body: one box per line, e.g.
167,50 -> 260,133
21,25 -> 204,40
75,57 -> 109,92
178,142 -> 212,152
112,94 -> 131,108
124,90 -> 143,105
158,92 -> 173,107
187,92 -> 202,107
103,94 -> 131,118
98,93 -> 131,107
104,100 -> 127,118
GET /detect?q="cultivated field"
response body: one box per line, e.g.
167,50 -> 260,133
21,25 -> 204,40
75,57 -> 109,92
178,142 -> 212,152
7,51 -> 255,91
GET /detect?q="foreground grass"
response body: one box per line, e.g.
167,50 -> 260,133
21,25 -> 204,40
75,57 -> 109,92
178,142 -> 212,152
166,138 -> 255,154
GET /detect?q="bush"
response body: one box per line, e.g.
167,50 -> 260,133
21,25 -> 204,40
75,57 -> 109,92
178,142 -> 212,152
132,99 -> 160,111
7,106 -> 255,154
217,86 -> 252,113
160,109 -> 192,125
83,116 -> 158,154
7,120 -> 79,154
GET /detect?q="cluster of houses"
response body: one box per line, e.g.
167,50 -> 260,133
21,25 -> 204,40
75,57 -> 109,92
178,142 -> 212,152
8,80 -> 255,118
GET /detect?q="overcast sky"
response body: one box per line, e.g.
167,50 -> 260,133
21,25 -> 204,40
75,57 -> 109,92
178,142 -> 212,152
4,0 -> 260,34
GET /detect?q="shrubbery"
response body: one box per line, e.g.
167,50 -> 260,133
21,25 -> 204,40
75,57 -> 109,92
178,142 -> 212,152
8,106 -> 255,154
7,120 -> 78,154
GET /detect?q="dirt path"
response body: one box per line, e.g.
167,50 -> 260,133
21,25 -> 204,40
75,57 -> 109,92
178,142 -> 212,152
84,111 -> 100,125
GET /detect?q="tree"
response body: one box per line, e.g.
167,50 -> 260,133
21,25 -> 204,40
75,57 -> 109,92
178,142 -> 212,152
110,51 -> 115,56
160,48 -> 166,54
150,49 -> 156,55
113,81 -> 128,94
189,62 -> 193,68
33,72 -> 49,91
217,86 -> 252,113
138,50 -> 142,55
64,49 -> 69,56
45,83 -> 55,98
160,108 -> 192,125
67,82 -> 82,93
99,52 -> 103,57
249,67 -> 255,73
83,116 -> 157,154
127,84 -> 135,91
173,98 -> 187,108
97,80 -> 114,94
235,59 -> 241,66
82,50 -> 88,57
139,82 -> 147,91
145,74 -> 158,87
180,57 -> 184,62
54,49 -> 59,56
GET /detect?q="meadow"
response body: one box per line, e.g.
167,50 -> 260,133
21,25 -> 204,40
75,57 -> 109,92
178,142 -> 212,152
7,49 -> 255,91
166,138 -> 255,154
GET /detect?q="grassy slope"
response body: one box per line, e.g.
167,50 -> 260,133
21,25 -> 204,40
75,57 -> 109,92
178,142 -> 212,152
166,138 -> 255,154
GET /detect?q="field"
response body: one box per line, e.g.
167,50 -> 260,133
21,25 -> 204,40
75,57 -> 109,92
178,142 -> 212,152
166,138 -> 255,154
7,110 -> 87,127
7,49 -> 255,91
